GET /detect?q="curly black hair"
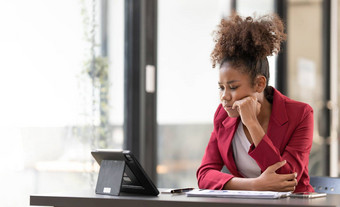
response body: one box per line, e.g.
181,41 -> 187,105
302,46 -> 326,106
211,13 -> 286,68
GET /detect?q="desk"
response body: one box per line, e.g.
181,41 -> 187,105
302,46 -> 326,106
30,190 -> 340,207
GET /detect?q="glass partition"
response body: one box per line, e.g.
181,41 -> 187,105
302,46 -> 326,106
286,0 -> 326,176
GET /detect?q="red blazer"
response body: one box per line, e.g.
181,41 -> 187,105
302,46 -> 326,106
197,88 -> 314,192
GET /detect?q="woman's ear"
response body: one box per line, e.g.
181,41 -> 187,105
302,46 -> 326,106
255,75 -> 267,93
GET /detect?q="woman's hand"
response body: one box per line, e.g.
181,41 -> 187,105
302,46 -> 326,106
232,96 -> 265,146
232,96 -> 261,128
254,160 -> 297,192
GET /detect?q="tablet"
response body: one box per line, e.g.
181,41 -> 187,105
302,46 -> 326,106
289,192 -> 327,199
91,149 -> 159,196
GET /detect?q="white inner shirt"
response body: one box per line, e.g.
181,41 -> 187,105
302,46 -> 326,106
232,121 -> 261,178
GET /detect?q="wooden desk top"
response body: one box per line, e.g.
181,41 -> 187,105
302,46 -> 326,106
30,190 -> 340,207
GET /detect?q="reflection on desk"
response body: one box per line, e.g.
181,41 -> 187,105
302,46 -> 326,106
30,189 -> 340,207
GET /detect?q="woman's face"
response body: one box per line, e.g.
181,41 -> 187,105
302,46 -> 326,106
219,63 -> 256,117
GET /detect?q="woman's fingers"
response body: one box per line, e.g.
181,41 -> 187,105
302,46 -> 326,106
278,175 -> 297,192
232,96 -> 254,109
284,179 -> 297,187
280,172 -> 297,181
268,178 -> 296,192
280,185 -> 296,192
232,100 -> 240,110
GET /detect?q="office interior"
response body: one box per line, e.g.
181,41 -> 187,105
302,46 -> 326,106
1,0 -> 340,206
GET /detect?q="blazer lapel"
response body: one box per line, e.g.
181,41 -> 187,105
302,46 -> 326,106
219,117 -> 243,177
267,88 -> 289,150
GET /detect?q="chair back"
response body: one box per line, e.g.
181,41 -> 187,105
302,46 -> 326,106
310,176 -> 340,194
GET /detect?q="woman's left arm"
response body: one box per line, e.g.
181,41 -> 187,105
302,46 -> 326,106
248,106 -> 314,181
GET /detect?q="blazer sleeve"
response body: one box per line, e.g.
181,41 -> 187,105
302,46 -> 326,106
248,105 -> 313,182
196,105 -> 234,190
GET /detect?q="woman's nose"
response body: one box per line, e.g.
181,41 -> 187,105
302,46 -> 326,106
221,90 -> 231,101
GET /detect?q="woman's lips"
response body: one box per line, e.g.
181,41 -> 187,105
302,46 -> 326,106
224,105 -> 233,110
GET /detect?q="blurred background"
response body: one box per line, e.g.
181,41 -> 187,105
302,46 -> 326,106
0,0 -> 339,206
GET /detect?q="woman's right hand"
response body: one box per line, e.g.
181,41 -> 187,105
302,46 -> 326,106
254,160 -> 297,192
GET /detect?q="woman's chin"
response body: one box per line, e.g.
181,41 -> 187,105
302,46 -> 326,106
225,110 -> 240,118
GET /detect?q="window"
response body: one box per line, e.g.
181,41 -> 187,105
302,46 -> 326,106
0,1 -> 124,206
157,0 -> 231,188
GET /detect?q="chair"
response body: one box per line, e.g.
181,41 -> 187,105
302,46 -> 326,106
310,176 -> 340,194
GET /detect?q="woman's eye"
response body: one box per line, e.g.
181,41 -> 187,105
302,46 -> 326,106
218,86 -> 224,91
229,86 -> 238,90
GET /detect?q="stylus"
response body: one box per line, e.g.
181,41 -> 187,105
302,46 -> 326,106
170,188 -> 195,194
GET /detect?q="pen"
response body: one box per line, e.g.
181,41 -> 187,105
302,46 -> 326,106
170,188 -> 194,194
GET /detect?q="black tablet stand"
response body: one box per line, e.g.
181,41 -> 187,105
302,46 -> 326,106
95,160 -> 126,196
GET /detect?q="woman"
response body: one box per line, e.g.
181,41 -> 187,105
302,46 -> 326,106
196,13 -> 314,192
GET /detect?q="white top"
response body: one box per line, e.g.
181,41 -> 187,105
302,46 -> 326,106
232,122 -> 261,178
